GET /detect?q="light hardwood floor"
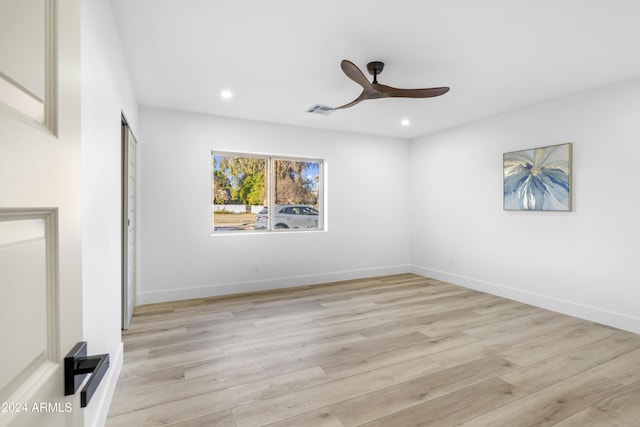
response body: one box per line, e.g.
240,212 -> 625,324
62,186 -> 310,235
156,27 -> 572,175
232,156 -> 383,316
106,274 -> 640,427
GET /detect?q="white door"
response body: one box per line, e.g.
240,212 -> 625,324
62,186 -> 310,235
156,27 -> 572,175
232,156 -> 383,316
0,0 -> 84,426
122,124 -> 136,330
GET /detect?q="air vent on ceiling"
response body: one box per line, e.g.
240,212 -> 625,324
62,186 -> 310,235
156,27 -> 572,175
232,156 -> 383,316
305,104 -> 334,115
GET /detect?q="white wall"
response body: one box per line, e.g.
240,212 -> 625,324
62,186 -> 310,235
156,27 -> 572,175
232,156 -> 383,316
137,107 -> 411,304
410,77 -> 640,333
81,0 -> 138,425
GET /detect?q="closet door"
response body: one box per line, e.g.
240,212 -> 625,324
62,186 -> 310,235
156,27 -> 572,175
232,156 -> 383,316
122,124 -> 137,330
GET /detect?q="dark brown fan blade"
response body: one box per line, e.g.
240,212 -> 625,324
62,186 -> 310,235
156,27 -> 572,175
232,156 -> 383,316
374,83 -> 450,98
341,60 -> 374,91
332,60 -> 450,110
333,91 -> 368,109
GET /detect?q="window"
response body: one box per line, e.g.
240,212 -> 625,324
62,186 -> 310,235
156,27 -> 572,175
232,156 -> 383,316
212,152 -> 323,232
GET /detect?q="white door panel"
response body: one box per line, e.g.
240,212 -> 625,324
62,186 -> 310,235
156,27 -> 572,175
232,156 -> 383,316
0,0 -> 52,126
0,212 -> 83,427
0,218 -> 48,393
0,0 -> 84,425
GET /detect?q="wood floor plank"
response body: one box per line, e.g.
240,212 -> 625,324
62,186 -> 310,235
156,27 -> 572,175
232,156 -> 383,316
338,306 -> 475,342
186,319 -> 316,353
118,346 -> 224,377
231,355 -> 442,427
418,303 -> 540,338
463,309 -> 573,339
595,380 -> 640,427
222,331 -> 366,356
109,364 -> 267,417
121,326 -> 188,350
147,336 -> 229,359
359,378 -> 525,427
498,323 -> 618,367
262,332 -> 432,377
458,371 -> 624,427
106,274 -> 640,427
233,301 -> 328,328
589,347 -> 640,385
182,332 -> 366,381
126,309 -> 234,333
108,367 -> 331,426
167,409 -> 237,427
319,339 -> 440,380
426,315 -> 587,369
264,408 -> 345,427
330,355 -> 516,426
552,407 -> 633,427
500,333 -> 639,393
112,366 -> 185,396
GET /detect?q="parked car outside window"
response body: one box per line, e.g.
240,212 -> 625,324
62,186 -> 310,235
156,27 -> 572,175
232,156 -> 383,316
254,205 -> 319,230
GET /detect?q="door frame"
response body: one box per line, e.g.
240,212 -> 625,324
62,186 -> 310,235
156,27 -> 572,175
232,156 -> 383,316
121,114 -> 137,330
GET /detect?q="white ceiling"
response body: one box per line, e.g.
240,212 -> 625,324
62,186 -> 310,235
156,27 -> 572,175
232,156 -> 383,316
109,0 -> 640,139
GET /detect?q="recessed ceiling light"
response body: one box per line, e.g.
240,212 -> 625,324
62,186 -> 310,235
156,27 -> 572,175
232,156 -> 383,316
220,90 -> 233,99
401,119 -> 410,126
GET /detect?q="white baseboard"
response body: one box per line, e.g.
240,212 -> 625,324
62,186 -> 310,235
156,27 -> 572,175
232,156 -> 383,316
87,342 -> 123,427
411,265 -> 640,335
137,265 -> 412,305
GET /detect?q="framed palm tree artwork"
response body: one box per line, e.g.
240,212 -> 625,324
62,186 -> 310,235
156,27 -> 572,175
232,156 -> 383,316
503,143 -> 572,211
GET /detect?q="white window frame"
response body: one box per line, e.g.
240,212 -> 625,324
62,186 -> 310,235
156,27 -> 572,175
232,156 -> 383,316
212,151 -> 324,233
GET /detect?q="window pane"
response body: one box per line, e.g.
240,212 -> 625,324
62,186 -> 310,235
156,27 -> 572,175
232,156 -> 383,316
212,154 -> 267,231
211,153 -> 323,233
272,159 -> 321,230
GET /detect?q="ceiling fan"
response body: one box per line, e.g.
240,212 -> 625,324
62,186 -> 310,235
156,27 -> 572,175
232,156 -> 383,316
308,60 -> 449,114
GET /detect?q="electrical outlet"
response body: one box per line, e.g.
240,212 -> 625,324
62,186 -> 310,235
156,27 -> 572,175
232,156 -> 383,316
253,262 -> 261,273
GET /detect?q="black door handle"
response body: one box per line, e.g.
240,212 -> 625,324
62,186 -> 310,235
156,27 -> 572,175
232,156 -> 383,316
64,342 -> 110,407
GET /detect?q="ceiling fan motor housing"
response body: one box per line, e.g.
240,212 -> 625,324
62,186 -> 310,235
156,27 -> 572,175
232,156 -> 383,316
366,61 -> 385,76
